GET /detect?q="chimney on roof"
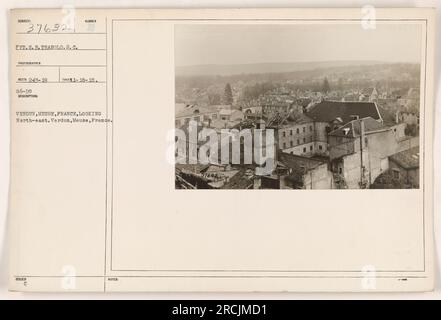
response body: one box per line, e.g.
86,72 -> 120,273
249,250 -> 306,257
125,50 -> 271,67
360,119 -> 366,149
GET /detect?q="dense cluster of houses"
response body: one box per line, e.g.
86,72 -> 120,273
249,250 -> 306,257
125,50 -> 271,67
175,88 -> 420,189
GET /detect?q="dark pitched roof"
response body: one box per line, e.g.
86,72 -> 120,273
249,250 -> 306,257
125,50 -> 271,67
389,147 -> 420,170
329,117 -> 387,138
307,100 -> 381,124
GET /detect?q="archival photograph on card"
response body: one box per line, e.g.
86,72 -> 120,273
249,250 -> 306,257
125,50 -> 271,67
174,23 -> 422,190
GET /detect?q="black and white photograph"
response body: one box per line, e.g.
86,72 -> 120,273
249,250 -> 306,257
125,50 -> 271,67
175,23 -> 422,189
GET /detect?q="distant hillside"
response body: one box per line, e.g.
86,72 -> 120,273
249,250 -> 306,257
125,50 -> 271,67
175,60 -> 386,77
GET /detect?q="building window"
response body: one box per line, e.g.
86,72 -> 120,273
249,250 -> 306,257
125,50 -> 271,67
303,127 -> 306,133
283,142 -> 286,149
297,139 -> 300,145
296,128 -> 300,134
303,137 -> 306,143
290,130 -> 293,136
303,147 -> 306,153
393,169 -> 400,180
339,167 -> 343,174
310,125 -> 313,132
310,145 -> 313,151
319,145 -> 323,150
290,141 -> 293,147
282,131 -> 286,137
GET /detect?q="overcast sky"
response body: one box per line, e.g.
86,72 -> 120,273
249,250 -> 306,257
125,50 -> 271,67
175,23 -> 422,66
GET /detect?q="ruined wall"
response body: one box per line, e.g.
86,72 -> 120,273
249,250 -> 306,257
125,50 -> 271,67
400,112 -> 419,125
